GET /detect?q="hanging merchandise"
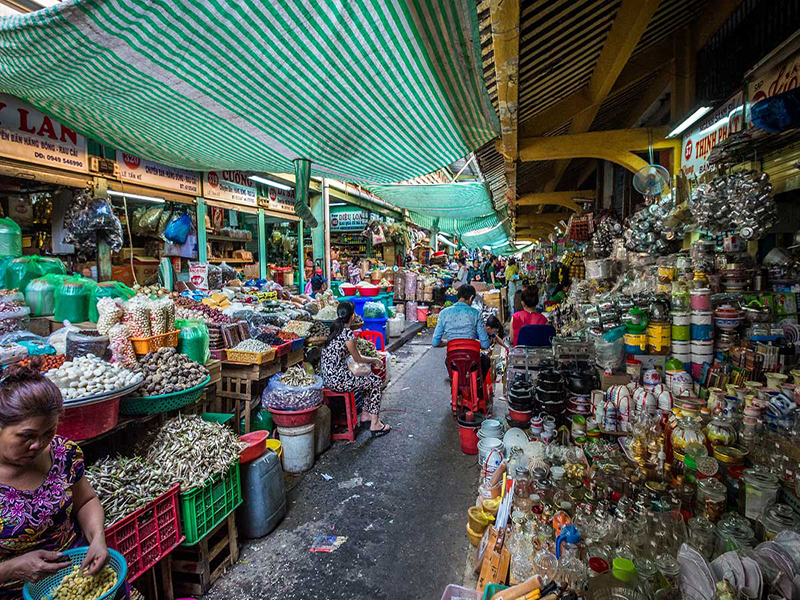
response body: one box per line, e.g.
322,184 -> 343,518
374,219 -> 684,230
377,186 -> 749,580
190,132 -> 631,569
64,192 -> 124,261
689,170 -> 777,239
164,212 -> 192,244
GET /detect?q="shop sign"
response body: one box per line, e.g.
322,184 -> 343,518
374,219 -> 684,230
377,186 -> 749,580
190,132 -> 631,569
680,91 -> 744,178
203,170 -> 257,206
330,206 -> 368,232
0,94 -> 88,173
117,151 -> 200,194
260,186 -> 295,214
747,43 -> 800,123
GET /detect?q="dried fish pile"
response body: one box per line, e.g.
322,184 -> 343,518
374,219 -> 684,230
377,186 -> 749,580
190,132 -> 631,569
279,365 -> 316,387
142,415 -> 246,491
356,337 -> 378,358
86,456 -> 173,526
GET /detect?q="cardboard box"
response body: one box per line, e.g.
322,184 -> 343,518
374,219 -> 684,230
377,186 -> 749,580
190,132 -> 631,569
599,371 -> 631,391
119,247 -> 146,262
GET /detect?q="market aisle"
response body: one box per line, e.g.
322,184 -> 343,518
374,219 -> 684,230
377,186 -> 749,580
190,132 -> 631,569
207,332 -> 478,600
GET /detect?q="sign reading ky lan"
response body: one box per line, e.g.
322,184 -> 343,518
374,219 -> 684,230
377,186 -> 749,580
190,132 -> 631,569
203,170 -> 257,206
0,94 -> 88,173
118,151 -> 200,194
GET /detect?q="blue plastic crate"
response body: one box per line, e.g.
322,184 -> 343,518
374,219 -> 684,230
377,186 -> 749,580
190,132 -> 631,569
291,336 -> 305,352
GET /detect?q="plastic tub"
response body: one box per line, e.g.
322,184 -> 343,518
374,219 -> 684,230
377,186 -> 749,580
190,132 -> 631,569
441,585 -> 481,600
239,430 -> 270,464
268,405 -> 319,428
362,316 -> 387,341
357,286 -> 380,297
276,423 -> 315,473
57,397 -> 120,441
387,317 -> 404,338
417,305 -> 429,322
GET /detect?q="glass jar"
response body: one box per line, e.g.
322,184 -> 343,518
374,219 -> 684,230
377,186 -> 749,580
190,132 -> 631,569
760,503 -> 799,540
700,479 -> 727,523
514,467 -> 533,511
714,513 -> 755,557
655,553 -> 681,590
740,466 -> 780,521
688,515 -> 716,559
634,557 -> 659,597
706,416 -> 737,447
671,417 -> 706,461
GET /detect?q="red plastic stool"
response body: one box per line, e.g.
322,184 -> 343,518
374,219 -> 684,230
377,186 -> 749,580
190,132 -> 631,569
323,388 -> 359,443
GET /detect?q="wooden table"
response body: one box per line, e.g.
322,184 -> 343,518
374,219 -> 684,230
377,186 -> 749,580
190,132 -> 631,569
218,358 -> 281,433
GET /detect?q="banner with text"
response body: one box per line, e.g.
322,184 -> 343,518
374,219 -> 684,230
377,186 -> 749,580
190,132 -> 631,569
330,206 -> 368,232
680,92 -> 744,178
260,186 -> 295,214
117,151 -> 200,194
0,94 -> 88,173
203,170 -> 257,206
747,42 -> 800,124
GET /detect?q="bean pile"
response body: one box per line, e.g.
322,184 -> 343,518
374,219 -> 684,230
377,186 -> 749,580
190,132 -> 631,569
86,457 -> 172,526
19,354 -> 66,371
50,565 -> 117,600
282,320 -> 313,337
174,296 -> 233,324
280,365 -> 316,387
232,339 -> 271,353
306,322 -> 330,338
255,331 -> 283,346
133,348 -> 208,396
314,305 -> 338,320
141,415 -> 246,490
46,355 -> 143,401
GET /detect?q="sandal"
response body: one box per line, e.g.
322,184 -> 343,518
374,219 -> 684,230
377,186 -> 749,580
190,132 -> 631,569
370,424 -> 392,438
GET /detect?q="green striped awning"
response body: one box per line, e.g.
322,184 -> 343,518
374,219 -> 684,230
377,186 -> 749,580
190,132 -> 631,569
407,210 -> 504,237
0,0 -> 498,184
367,182 -> 494,219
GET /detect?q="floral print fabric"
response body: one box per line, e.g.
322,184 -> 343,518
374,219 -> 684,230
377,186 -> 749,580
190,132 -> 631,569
0,436 -> 84,598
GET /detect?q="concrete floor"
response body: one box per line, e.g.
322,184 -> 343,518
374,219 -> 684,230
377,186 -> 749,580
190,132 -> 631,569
206,331 -> 479,600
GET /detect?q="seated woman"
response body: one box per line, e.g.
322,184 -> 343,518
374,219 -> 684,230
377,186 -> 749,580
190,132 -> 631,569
320,302 -> 391,438
511,286 -> 548,346
484,315 -> 508,353
0,360 -> 109,598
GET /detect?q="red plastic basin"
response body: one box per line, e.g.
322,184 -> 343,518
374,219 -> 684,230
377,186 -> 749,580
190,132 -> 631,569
508,407 -> 532,422
267,406 -> 319,428
57,398 -> 120,441
340,284 -> 357,296
357,286 -> 380,297
239,430 -> 270,464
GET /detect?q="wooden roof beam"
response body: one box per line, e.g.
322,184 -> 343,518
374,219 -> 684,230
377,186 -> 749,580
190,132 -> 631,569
516,191 -> 594,212
489,0 -> 520,206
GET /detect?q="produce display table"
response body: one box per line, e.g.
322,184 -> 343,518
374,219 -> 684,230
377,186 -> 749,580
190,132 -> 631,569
219,358 -> 280,433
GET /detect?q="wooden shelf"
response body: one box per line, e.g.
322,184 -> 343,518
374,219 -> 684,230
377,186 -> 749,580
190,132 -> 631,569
207,234 -> 252,243
208,257 -> 254,264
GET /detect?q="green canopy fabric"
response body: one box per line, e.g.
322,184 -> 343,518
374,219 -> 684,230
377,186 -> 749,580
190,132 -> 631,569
0,0 -> 498,184
366,182 -> 494,219
408,210 -> 503,237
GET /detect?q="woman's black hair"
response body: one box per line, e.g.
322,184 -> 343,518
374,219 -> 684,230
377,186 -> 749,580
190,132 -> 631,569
351,256 -> 360,265
326,301 -> 355,345
458,257 -> 466,265
485,315 -> 504,338
310,275 -> 326,292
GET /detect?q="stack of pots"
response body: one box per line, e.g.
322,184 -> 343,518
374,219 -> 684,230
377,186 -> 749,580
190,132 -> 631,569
564,369 -> 593,419
476,418 -> 504,465
536,370 -> 565,423
690,288 -> 714,380
507,376 -> 535,428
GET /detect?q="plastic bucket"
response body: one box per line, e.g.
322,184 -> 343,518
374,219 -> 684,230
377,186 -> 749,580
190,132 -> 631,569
457,411 -> 484,455
417,306 -> 429,322
276,423 -> 315,473
362,316 -> 387,341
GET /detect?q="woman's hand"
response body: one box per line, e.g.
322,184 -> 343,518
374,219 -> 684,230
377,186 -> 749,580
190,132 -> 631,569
81,537 -> 109,576
4,550 -> 71,582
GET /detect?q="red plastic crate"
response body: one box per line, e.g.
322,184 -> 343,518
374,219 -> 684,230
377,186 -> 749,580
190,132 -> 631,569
274,341 -> 292,357
105,484 -> 184,582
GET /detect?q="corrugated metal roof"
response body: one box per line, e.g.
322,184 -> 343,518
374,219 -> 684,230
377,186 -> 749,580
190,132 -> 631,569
632,0 -> 708,57
591,71 -> 664,132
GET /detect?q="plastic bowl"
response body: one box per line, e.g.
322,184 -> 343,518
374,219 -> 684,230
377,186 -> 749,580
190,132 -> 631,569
357,286 -> 381,297
268,405 -> 319,427
340,284 -> 357,296
239,430 -> 270,464
265,439 -> 283,458
23,548 -> 127,600
508,407 -> 532,421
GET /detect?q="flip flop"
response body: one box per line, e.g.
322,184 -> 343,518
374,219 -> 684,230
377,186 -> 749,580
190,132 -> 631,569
370,424 -> 392,438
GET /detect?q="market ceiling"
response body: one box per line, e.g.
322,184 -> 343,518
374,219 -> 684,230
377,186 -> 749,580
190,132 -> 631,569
476,0 -> 746,240
0,0 -> 498,185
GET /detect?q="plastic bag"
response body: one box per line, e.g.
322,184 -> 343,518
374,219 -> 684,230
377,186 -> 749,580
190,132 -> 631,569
0,304 -> 30,335
54,276 -> 96,323
149,296 -> 175,335
96,297 -> 124,335
89,281 -> 135,322
207,264 -> 223,290
47,322 -> 79,355
66,330 -> 109,360
363,301 -> 386,319
219,261 -> 237,285
65,198 -> 124,261
130,207 -> 147,236
25,277 -> 60,317
157,208 -> 174,237
164,213 -> 192,244
347,356 -> 372,376
0,217 -> 22,257
261,372 -> 323,411
123,295 -> 151,337
138,206 -> 163,234
0,331 -> 46,345
107,323 -> 136,367
177,319 -> 210,364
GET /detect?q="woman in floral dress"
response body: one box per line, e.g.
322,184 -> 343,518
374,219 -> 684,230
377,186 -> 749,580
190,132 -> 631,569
0,360 -> 109,598
320,302 -> 391,437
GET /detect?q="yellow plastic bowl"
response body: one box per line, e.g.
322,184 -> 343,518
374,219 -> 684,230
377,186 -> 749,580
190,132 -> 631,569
482,498 -> 500,516
467,506 -> 490,533
466,523 -> 483,547
265,439 -> 283,458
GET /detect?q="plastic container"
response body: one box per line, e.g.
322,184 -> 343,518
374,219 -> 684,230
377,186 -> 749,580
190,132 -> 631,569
56,398 -> 120,441
179,462 -> 242,545
268,405 -> 319,427
277,423 -> 316,473
22,548 -> 126,600
25,278 -> 58,317
441,585 -> 481,600
129,330 -> 180,355
417,305 -> 429,322
105,484 -> 183,582
238,448 -> 287,539
315,404 -> 331,455
238,430 -> 270,464
362,316 -> 387,342
740,466 -> 779,520
120,375 -> 210,416
387,316 -> 404,338
177,319 -> 210,364
0,305 -> 30,335
690,288 -> 712,310
0,217 -> 22,258
54,280 -> 91,323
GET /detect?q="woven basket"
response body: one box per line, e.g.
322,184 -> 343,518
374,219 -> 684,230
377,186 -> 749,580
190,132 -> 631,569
225,348 -> 276,365
130,330 -> 180,355
120,375 -> 211,415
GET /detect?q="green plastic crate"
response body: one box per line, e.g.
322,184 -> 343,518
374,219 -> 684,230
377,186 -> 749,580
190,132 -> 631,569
179,461 -> 242,545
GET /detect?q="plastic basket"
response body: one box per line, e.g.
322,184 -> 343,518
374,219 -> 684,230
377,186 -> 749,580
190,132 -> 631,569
274,341 -> 292,356
57,398 -> 120,441
22,548 -> 127,600
120,375 -> 210,415
225,347 -> 276,365
105,484 -> 183,582
129,330 -> 180,355
290,336 -> 305,352
441,585 -> 481,600
179,461 -> 242,545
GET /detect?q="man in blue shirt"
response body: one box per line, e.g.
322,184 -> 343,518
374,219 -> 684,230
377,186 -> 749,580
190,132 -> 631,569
432,285 -> 490,349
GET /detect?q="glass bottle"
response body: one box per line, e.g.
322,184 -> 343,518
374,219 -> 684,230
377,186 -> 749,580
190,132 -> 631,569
530,493 -> 544,519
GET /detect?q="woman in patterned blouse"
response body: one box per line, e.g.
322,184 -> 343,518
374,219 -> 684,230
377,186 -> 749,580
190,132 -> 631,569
0,359 -> 108,598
